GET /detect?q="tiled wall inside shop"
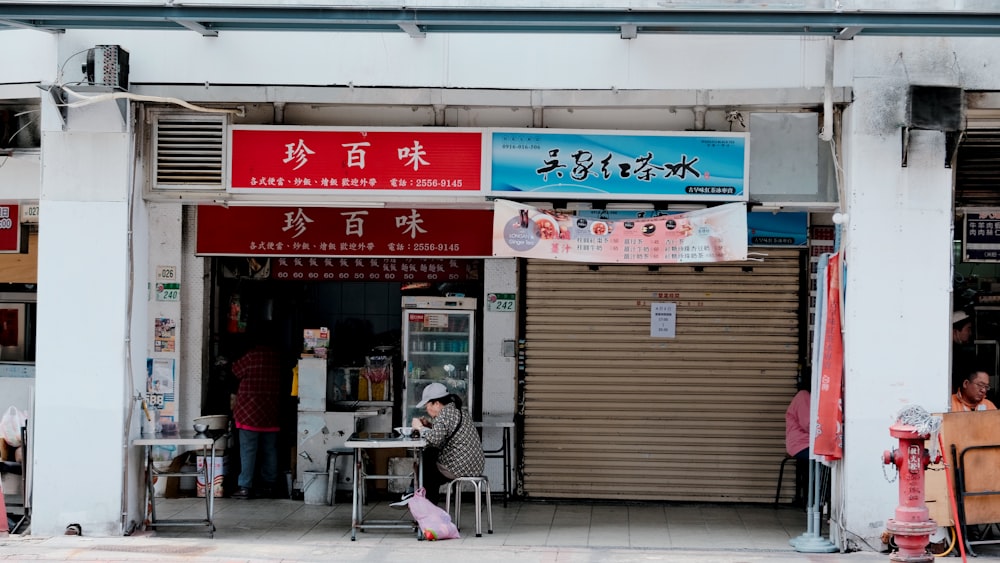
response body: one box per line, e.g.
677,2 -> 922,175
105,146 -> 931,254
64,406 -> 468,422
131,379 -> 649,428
299,282 -> 403,366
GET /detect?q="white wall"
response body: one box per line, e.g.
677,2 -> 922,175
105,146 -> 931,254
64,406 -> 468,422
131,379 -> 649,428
0,156 -> 41,200
48,31 -> 827,92
480,258 -> 519,488
0,30 -> 56,89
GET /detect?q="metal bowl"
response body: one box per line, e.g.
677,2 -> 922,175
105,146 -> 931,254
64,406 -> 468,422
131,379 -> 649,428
193,414 -> 228,431
193,423 -> 209,433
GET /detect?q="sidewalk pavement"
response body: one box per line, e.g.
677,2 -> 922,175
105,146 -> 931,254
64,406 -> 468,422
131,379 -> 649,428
0,533 -> 929,563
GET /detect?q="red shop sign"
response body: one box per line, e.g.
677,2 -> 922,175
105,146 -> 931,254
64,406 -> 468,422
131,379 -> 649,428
271,257 -> 480,283
196,205 -> 493,258
0,204 -> 20,253
229,127 -> 484,193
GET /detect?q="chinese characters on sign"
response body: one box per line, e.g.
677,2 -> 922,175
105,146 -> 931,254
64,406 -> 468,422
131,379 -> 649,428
490,130 -> 747,201
270,257 -> 480,282
0,204 -> 20,253
229,127 -> 483,194
492,199 -> 748,264
196,205 -> 494,258
963,210 -> 1000,263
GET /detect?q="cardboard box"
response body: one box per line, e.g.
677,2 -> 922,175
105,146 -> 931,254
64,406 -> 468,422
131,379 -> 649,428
196,453 -> 228,498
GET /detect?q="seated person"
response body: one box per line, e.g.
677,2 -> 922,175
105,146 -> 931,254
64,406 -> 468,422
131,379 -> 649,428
950,368 -> 997,412
411,382 -> 484,505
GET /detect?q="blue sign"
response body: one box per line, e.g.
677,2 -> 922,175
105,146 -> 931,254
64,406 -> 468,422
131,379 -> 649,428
490,130 -> 747,201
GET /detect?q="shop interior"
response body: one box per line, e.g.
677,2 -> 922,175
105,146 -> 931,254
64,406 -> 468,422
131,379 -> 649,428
205,257 -> 484,498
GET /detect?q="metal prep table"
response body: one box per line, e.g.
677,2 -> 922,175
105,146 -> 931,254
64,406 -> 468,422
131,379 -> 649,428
133,429 -> 227,537
344,431 -> 426,541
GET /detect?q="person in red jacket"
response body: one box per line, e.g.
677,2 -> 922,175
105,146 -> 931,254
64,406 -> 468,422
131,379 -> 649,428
230,326 -> 283,499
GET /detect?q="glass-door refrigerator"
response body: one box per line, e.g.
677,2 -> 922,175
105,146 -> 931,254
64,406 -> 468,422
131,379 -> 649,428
401,296 -> 476,425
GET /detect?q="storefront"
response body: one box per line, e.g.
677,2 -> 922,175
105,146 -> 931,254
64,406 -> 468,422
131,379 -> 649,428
142,112 -> 838,503
192,204 -> 492,491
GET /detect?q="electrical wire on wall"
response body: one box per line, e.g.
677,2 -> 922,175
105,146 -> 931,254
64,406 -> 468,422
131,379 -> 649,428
47,46 -> 244,118
59,86 -> 244,117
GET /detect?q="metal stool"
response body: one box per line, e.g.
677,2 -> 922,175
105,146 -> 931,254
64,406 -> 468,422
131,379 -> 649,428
775,454 -> 796,505
326,447 -> 355,506
444,475 -> 493,537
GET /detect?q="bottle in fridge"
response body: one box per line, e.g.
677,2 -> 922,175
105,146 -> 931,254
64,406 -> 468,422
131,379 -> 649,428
401,296 -> 476,424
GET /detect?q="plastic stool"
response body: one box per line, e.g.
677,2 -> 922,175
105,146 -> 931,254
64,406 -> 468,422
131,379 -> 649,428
775,454 -> 796,505
326,447 -> 355,506
444,475 -> 493,537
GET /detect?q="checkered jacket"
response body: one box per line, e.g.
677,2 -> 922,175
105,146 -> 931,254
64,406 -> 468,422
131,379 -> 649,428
231,345 -> 283,432
424,403 -> 484,477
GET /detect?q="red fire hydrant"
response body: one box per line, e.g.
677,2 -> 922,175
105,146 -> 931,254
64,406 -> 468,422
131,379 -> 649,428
881,422 -> 939,562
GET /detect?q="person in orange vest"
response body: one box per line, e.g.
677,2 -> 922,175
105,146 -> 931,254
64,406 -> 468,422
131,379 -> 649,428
950,368 -> 997,412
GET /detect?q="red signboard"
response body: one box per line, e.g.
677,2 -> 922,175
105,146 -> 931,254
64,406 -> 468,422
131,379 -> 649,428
271,257 -> 480,283
0,204 -> 20,253
229,127 -> 484,193
196,205 -> 493,258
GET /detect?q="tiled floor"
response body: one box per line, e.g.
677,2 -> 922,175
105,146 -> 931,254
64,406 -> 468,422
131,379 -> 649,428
149,494 -> 817,551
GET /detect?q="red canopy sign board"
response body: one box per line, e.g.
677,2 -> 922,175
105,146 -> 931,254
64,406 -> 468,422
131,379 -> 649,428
0,204 -> 20,253
196,205 -> 493,258
229,127 -> 483,194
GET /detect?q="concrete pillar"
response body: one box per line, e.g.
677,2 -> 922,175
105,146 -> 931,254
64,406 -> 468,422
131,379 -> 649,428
837,78 -> 953,550
31,93 -> 146,536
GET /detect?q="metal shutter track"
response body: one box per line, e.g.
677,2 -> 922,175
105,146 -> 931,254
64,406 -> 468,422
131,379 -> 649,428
522,250 -> 802,502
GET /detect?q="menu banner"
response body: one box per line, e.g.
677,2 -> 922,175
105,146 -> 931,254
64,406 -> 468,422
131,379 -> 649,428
196,205 -> 494,258
229,126 -> 484,194
492,199 -> 748,263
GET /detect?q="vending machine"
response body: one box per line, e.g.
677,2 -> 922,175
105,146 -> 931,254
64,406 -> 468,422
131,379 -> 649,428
401,296 -> 476,424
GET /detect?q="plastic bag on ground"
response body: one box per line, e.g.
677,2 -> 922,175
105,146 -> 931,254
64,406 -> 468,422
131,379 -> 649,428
404,487 -> 460,540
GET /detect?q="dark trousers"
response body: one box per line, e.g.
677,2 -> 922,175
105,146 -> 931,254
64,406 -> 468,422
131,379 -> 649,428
421,447 -> 457,505
422,447 -> 445,504
793,448 -> 809,504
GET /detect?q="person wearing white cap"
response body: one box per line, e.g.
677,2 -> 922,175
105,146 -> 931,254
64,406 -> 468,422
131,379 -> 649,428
410,382 -> 484,504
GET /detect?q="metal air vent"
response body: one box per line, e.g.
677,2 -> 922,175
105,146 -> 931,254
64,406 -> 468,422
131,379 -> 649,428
152,115 -> 225,189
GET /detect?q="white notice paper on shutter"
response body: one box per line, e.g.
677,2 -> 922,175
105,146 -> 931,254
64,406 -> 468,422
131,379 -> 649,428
650,302 -> 676,338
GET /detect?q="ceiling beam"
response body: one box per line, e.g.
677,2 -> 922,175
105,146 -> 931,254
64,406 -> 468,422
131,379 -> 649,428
0,5 -> 999,38
0,17 -> 61,33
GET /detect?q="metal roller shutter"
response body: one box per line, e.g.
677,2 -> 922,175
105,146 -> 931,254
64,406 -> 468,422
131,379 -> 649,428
521,249 -> 803,502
